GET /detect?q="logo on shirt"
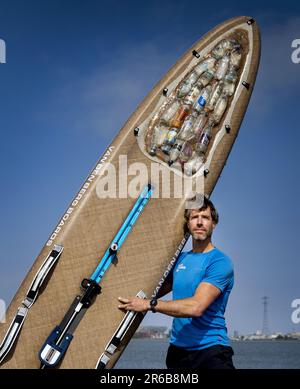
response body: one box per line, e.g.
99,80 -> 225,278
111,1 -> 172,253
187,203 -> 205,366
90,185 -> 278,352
176,263 -> 186,272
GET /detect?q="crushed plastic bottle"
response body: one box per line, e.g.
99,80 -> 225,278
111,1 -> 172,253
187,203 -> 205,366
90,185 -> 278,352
223,66 -> 237,96
194,57 -> 216,76
215,55 -> 230,80
194,111 -> 208,140
161,99 -> 181,125
177,71 -> 199,98
196,119 -> 214,157
206,81 -> 223,110
211,42 -> 226,60
183,151 -> 204,176
198,69 -> 214,87
221,39 -> 234,50
230,48 -> 242,69
178,112 -> 198,141
184,83 -> 203,106
179,141 -> 194,164
212,94 -> 228,124
149,125 -> 169,156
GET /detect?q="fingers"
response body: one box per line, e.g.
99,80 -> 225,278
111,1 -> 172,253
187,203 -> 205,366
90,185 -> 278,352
118,296 -> 132,310
117,296 -> 147,312
118,297 -> 130,304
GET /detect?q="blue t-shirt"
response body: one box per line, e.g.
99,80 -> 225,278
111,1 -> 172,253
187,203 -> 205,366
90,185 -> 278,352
170,247 -> 234,350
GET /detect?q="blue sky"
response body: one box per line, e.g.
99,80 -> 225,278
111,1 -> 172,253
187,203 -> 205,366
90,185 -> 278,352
0,0 -> 300,336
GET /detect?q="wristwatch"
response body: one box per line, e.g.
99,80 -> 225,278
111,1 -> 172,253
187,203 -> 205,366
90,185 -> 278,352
149,298 -> 158,313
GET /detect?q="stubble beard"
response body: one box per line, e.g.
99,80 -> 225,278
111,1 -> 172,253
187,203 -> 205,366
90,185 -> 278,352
191,229 -> 212,241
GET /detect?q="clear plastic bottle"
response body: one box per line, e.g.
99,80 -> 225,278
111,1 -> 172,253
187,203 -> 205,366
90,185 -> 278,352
168,140 -> 184,165
206,81 -> 223,110
198,69 -> 214,87
196,119 -> 214,156
212,94 -> 228,124
160,99 -> 181,125
215,55 -> 230,80
194,57 -> 216,76
212,39 -> 238,60
179,141 -> 193,164
178,112 -> 198,141
184,83 -> 203,106
193,111 -> 208,140
230,48 -> 242,69
149,125 -> 169,156
221,39 -> 234,50
161,128 -> 179,155
177,71 -> 199,98
183,151 -> 204,176
193,85 -> 212,113
223,66 -> 237,96
211,42 -> 226,60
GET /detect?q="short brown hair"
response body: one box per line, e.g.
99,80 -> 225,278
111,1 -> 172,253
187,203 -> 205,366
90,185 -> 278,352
183,196 -> 219,235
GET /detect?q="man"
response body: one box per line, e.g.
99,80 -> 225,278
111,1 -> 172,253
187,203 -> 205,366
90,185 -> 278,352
118,196 -> 235,369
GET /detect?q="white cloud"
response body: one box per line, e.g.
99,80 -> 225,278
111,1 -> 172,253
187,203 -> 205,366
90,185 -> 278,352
41,41 -> 180,140
249,17 -> 300,121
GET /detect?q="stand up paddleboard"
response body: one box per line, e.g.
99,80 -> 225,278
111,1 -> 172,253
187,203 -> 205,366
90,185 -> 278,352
0,16 -> 260,369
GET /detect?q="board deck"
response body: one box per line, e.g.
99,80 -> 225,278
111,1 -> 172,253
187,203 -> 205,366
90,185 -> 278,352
0,16 -> 260,369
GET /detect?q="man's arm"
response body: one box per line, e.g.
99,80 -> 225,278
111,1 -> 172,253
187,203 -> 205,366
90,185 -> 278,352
118,281 -> 221,318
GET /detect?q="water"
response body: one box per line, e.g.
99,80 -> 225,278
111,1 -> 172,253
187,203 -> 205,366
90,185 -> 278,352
115,339 -> 300,369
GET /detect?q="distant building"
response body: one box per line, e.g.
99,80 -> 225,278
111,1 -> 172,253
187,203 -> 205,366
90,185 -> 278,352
134,326 -> 169,339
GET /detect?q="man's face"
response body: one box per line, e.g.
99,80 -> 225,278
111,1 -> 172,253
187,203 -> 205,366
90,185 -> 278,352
187,207 -> 216,241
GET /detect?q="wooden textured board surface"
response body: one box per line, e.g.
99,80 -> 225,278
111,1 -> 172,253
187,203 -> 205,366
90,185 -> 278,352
0,16 -> 260,369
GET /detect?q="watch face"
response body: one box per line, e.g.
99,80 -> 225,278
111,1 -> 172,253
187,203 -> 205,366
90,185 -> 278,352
150,298 -> 157,313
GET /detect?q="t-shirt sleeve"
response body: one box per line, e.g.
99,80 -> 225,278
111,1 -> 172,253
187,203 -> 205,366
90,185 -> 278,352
202,256 -> 234,292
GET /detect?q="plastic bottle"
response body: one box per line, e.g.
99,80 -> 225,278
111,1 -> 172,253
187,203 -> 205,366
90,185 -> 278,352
194,57 -> 216,76
184,83 -> 203,106
193,111 -> 208,141
177,71 -> 199,98
221,39 -> 234,50
212,94 -> 228,124
183,151 -> 204,176
223,66 -> 237,96
193,85 -> 212,113
161,99 -> 181,125
212,39 -> 238,60
178,112 -> 198,141
211,42 -> 226,60
179,141 -> 193,164
168,141 -> 184,165
196,119 -> 214,156
198,69 -> 214,87
161,128 -> 179,155
215,55 -> 230,80
206,81 -> 223,110
149,125 -> 169,156
170,104 -> 191,129
230,48 -> 242,69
